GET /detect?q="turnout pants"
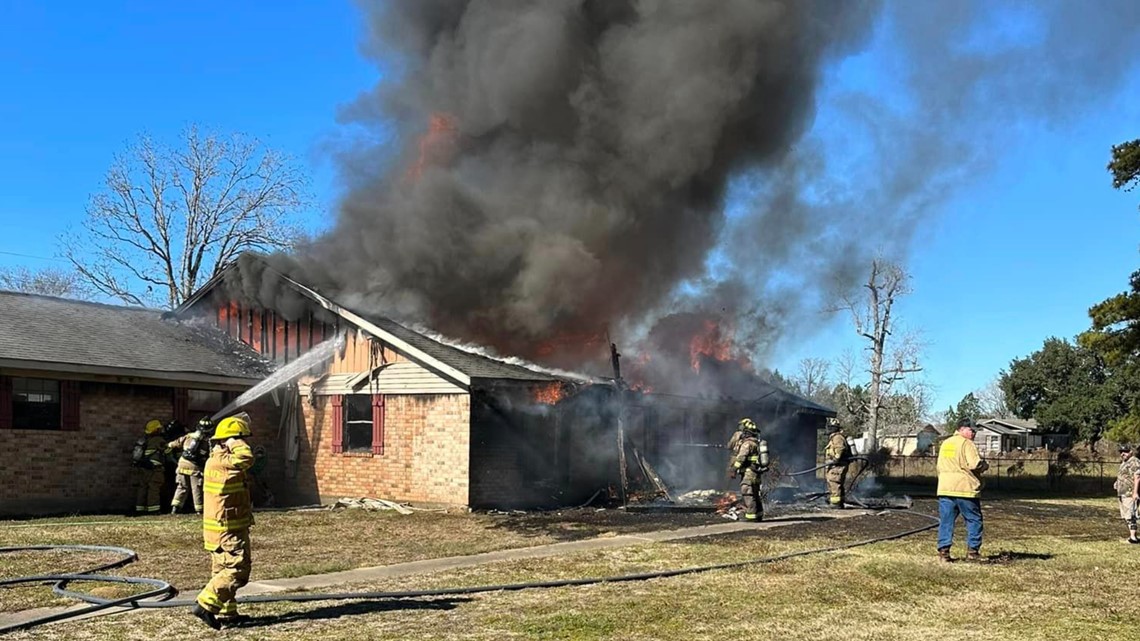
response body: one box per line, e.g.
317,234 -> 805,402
172,472 -> 204,513
197,531 -> 252,616
739,481 -> 763,521
134,468 -> 164,513
826,464 -> 848,506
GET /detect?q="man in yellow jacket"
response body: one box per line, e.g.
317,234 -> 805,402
936,418 -> 989,562
191,413 -> 255,630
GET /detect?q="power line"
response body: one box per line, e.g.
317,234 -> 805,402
0,250 -> 68,263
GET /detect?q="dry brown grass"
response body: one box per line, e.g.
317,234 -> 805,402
3,499 -> 1139,640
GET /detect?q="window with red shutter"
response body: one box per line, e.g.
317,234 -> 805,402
10,377 -> 62,430
371,394 -> 385,455
331,395 -> 344,453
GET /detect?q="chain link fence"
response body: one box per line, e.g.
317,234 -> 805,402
859,453 -> 1117,496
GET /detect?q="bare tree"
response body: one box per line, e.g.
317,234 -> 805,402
834,258 -> 923,450
794,357 -> 830,399
0,266 -> 91,299
62,126 -> 309,308
976,377 -> 1013,419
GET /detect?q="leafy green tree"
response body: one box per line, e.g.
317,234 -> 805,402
1109,138 -> 1140,197
944,392 -> 984,431
1001,338 -> 1120,444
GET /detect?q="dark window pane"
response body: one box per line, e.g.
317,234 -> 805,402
344,395 -> 373,452
12,377 -> 61,430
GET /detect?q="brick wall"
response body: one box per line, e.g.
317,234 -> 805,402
0,382 -> 281,516
0,382 -> 177,515
279,393 -> 470,506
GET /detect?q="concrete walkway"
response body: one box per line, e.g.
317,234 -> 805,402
0,509 -> 870,630
241,509 -> 870,595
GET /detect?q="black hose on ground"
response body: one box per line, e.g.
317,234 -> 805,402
0,509 -> 937,635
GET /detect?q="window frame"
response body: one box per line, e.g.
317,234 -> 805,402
332,393 -> 385,456
0,376 -> 80,431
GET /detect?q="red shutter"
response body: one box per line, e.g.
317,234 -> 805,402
173,388 -> 189,426
0,376 -> 11,429
331,395 -> 344,454
371,394 -> 385,455
60,380 -> 80,431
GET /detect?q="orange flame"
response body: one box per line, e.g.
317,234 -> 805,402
406,113 -> 458,182
713,491 -> 738,513
532,383 -> 566,405
689,320 -> 735,372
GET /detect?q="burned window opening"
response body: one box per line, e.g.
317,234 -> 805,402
343,394 -> 373,452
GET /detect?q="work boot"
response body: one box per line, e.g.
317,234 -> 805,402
191,604 -> 220,630
937,547 -> 952,563
170,506 -> 179,515
966,548 -> 983,563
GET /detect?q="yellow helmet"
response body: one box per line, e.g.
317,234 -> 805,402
212,414 -> 251,440
738,417 -> 757,432
144,419 -> 163,435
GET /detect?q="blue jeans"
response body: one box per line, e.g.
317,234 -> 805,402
937,497 -> 983,551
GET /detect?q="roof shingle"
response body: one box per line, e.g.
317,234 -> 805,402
0,291 -> 271,381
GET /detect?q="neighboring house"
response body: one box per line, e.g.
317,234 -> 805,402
0,291 -> 272,515
879,424 -> 941,456
176,260 -> 835,509
974,417 -> 1068,453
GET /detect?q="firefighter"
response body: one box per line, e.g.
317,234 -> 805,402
727,417 -> 769,522
169,418 -> 212,515
132,419 -> 170,514
824,418 -> 852,509
192,413 -> 255,630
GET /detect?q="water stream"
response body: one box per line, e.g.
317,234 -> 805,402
212,333 -> 345,421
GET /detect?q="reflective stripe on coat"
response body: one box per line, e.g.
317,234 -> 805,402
202,438 -> 254,551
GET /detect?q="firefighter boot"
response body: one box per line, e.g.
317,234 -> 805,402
937,547 -> 952,563
191,604 -> 220,630
966,548 -> 983,563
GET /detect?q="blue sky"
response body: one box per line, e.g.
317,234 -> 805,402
1,2 -> 1137,415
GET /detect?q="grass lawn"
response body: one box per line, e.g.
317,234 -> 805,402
3,497 -> 1138,640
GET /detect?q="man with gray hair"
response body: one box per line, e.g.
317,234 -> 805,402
1114,444 -> 1140,544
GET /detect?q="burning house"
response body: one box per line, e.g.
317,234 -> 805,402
171,258 -> 834,510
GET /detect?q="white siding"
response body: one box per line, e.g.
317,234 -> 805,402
300,362 -> 466,395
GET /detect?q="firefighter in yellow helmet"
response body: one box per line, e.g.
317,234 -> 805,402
131,419 -> 170,514
192,413 -> 255,630
824,418 -> 852,509
727,417 -> 769,522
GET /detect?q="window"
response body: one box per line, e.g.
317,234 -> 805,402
13,378 -> 61,430
343,395 -> 373,452
332,394 -> 384,455
988,435 -> 1000,453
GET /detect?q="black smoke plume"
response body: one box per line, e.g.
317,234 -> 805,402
252,0 -> 1139,389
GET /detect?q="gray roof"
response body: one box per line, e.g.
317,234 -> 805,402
361,313 -> 564,382
976,422 -> 1022,436
749,380 -> 837,417
0,291 -> 272,381
979,417 -> 1039,432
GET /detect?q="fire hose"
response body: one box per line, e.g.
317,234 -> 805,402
0,506 -> 937,635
